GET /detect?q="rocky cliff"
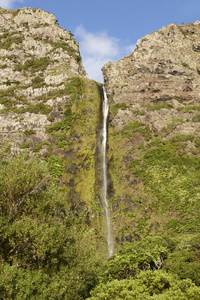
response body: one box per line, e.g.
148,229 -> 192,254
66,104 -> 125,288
1,10 -> 200,297
102,22 -> 200,243
0,7 -> 104,245
0,7 -> 88,153
1,7 -> 200,250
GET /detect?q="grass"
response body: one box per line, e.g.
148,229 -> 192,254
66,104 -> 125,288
127,137 -> 200,232
145,102 -> 172,111
108,106 -> 200,244
121,121 -> 152,141
14,57 -> 50,73
20,142 -> 29,149
177,105 -> 200,112
0,32 -> 23,50
110,103 -> 128,116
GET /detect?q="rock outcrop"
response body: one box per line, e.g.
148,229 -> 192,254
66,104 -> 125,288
102,22 -> 200,244
103,22 -> 200,132
1,7 -> 200,249
0,7 -> 87,153
103,22 -> 200,104
0,7 -> 103,239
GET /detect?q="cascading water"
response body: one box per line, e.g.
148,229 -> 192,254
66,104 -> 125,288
101,84 -> 114,258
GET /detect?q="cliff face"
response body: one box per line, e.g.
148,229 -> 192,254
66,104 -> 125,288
103,22 -> 200,105
0,7 -> 87,153
102,22 -> 200,243
102,22 -> 200,133
1,7 -> 200,250
0,7 -> 104,244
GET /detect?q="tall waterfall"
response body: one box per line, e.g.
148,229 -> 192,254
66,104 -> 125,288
102,84 -> 114,258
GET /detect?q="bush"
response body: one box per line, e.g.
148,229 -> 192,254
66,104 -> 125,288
14,57 -> 50,73
0,153 -> 102,299
110,103 -> 128,116
121,121 -> 152,141
24,129 -> 35,135
19,142 -> 29,149
32,143 -> 43,152
32,76 -> 46,88
88,270 -> 200,299
47,155 -> 64,177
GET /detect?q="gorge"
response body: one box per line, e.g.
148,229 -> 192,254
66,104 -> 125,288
0,6 -> 200,299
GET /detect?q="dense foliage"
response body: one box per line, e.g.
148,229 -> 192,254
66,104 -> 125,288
1,152 -> 200,300
0,153 -> 102,299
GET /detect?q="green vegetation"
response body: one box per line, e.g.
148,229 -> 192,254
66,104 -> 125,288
46,107 -> 73,133
19,142 -> 29,149
110,102 -> 128,116
177,104 -> 200,112
129,137 -> 200,232
0,153 -> 102,299
46,77 -> 84,135
1,68 -> 200,298
14,57 -> 50,73
24,129 -> 35,135
192,114 -> 200,122
0,32 -> 23,50
121,121 -> 152,141
145,102 -> 172,111
65,76 -> 84,99
0,64 -> 8,69
1,102 -> 52,115
1,147 -> 200,299
47,155 -> 65,177
32,143 -> 43,152
0,97 -> 13,109
88,271 -> 200,299
87,235 -> 200,299
17,103 -> 51,114
31,76 -> 46,88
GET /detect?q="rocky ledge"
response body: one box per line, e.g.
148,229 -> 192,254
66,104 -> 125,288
102,22 -> 200,132
0,7 -> 87,154
102,22 -> 200,243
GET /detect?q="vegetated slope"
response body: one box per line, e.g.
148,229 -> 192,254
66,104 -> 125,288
0,7 -> 107,300
0,7 -> 105,250
1,8 -> 200,298
102,22 -> 200,247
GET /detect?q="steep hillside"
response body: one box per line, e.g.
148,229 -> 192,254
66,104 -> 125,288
0,7 -> 86,153
0,7 -> 104,242
1,9 -> 200,298
102,22 -> 200,245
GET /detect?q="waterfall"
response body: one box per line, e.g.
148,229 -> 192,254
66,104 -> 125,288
101,84 -> 114,258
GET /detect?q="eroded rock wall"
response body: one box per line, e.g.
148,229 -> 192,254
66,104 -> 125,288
102,22 -> 200,245
0,7 -> 87,154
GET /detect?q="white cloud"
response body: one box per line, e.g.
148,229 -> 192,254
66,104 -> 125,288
75,25 -> 135,82
0,0 -> 25,9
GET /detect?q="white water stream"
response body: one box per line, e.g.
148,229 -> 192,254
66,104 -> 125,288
102,85 -> 114,258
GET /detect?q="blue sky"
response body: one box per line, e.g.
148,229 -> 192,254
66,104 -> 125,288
1,0 -> 200,82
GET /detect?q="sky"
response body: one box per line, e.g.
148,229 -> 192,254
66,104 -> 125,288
1,0 -> 200,82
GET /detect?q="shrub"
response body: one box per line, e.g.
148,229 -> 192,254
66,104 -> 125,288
14,57 -> 50,73
32,76 -> 46,88
121,121 -> 152,141
19,142 -> 29,149
47,156 -> 64,177
24,129 -> 35,135
192,114 -> 200,122
145,102 -> 172,111
32,144 -> 43,152
110,103 -> 128,116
